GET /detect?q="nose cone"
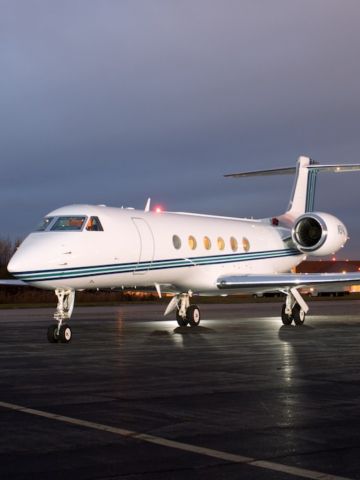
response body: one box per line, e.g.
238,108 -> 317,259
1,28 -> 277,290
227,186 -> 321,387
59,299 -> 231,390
7,244 -> 33,275
7,234 -> 51,276
7,232 -> 79,282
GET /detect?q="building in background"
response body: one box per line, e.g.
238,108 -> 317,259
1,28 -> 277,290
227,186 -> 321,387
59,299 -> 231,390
296,260 -> 360,295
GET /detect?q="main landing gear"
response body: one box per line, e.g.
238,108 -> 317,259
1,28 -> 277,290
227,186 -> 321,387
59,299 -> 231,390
164,291 -> 201,327
281,287 -> 308,326
47,289 -> 75,343
176,292 -> 201,327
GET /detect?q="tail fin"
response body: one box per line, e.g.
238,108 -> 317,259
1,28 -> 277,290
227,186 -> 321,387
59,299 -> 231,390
225,155 -> 360,219
287,155 -> 316,216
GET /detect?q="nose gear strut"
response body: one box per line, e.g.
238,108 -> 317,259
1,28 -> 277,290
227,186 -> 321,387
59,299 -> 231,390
47,288 -> 75,343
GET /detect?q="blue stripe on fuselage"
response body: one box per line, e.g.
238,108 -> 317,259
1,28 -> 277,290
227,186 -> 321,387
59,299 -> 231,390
12,248 -> 301,282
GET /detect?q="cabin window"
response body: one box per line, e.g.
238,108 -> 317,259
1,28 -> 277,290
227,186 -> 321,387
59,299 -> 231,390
230,236 -> 238,252
173,235 -> 181,249
35,217 -> 54,232
86,216 -> 103,231
51,216 -> 86,231
203,236 -> 211,250
217,237 -> 225,250
188,235 -> 197,250
242,237 -> 250,252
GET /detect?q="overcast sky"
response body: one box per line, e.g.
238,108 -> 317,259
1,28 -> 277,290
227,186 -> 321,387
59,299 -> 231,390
1,0 -> 360,258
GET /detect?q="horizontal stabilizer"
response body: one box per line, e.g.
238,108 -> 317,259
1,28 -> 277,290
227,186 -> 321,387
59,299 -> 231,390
224,167 -> 296,178
308,164 -> 360,173
225,163 -> 360,178
225,156 -> 360,217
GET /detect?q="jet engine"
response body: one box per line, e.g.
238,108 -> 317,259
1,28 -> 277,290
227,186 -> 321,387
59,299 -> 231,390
291,212 -> 348,256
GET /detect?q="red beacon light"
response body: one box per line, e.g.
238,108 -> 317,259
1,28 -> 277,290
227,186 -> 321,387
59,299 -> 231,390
154,205 -> 163,213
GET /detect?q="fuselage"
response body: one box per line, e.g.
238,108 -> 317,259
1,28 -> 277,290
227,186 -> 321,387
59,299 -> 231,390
7,204 -> 305,294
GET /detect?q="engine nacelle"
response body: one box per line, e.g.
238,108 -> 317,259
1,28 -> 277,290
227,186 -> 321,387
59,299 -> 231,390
291,212 -> 348,256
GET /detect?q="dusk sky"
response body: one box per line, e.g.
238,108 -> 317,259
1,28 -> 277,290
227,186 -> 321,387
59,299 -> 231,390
1,0 -> 360,257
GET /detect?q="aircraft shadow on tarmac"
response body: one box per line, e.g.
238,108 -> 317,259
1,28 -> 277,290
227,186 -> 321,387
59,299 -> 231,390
278,318 -> 360,344
173,325 -> 215,335
148,325 -> 215,338
278,324 -> 315,342
144,325 -> 216,350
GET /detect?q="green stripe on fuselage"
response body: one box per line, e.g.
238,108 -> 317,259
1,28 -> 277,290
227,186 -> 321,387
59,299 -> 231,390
15,249 -> 300,282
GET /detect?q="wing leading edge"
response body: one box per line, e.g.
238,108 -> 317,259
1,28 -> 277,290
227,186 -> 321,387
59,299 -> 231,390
0,279 -> 28,286
217,273 -> 360,293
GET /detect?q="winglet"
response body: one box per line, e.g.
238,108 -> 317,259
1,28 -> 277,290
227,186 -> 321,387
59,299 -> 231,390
144,198 -> 151,212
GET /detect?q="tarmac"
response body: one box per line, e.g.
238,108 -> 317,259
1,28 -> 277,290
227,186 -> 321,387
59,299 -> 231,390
1,300 -> 360,479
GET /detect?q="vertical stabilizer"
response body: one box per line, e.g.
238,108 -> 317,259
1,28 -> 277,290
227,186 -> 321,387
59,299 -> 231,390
286,155 -> 317,217
225,155 -> 360,222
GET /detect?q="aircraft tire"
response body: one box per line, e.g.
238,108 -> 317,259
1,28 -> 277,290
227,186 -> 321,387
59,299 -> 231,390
187,305 -> 201,327
292,303 -> 305,326
47,324 -> 59,343
176,309 -> 189,327
59,324 -> 72,343
281,304 -> 293,325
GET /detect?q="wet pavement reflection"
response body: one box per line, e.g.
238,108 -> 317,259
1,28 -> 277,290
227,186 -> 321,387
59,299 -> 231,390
0,301 -> 360,479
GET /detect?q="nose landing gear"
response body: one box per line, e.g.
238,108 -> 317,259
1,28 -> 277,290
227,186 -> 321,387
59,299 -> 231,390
47,289 -> 75,343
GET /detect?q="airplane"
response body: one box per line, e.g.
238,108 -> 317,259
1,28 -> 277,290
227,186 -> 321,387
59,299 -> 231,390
3,155 -> 360,344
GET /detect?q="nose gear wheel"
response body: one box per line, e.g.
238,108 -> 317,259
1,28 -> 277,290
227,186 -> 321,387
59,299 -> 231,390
47,289 -> 75,343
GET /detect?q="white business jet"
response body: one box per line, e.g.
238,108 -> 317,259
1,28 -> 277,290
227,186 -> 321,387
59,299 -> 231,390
4,155 -> 360,343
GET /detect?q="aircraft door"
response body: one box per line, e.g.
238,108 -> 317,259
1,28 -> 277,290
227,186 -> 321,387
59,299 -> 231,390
131,218 -> 155,274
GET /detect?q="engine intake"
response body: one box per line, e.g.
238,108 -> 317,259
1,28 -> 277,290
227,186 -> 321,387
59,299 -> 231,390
293,215 -> 325,251
292,212 -> 347,256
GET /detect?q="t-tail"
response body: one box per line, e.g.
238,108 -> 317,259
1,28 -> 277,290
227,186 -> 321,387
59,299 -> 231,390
225,155 -> 360,256
287,156 -> 317,217
225,155 -> 360,220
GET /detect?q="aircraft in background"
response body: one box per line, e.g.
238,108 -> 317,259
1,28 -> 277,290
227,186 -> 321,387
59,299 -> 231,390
3,155 -> 360,343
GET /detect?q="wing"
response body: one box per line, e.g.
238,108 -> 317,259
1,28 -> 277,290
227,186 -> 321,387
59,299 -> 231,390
217,273 -> 360,293
0,279 -> 28,286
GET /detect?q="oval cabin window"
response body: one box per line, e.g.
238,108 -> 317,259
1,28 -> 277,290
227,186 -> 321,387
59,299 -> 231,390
217,237 -> 225,250
242,237 -> 250,252
188,235 -> 197,250
203,236 -> 211,250
173,235 -> 181,249
230,236 -> 238,252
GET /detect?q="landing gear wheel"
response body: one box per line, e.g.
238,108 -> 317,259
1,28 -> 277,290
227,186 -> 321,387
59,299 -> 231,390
281,304 -> 293,325
59,324 -> 72,343
47,324 -> 59,343
176,309 -> 189,327
187,305 -> 201,327
292,303 -> 305,326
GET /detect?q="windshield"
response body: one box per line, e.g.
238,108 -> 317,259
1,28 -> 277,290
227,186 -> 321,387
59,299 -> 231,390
50,216 -> 86,231
35,217 -> 54,231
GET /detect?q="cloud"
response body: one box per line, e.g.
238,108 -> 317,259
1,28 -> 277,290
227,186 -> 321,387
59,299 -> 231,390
1,0 -> 360,256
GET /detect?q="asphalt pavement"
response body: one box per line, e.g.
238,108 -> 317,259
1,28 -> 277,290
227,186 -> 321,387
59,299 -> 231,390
0,300 -> 360,479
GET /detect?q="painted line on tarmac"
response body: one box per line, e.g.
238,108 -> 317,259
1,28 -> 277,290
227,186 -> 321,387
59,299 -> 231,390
0,400 -> 352,480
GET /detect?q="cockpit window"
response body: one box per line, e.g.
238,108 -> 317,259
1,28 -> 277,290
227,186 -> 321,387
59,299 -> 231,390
51,216 -> 86,231
86,216 -> 103,231
35,217 -> 54,231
